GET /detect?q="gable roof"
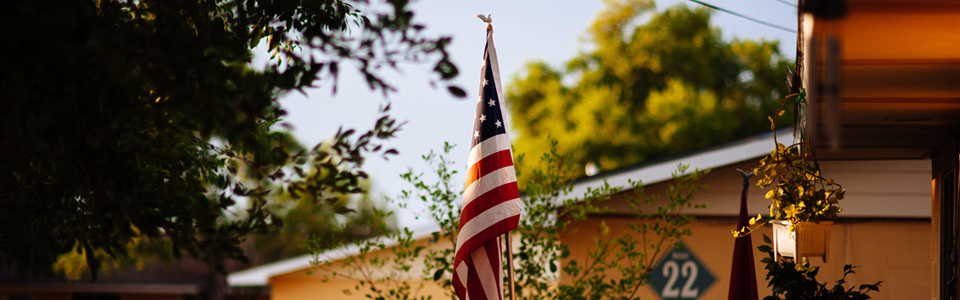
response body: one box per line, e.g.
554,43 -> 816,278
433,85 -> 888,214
565,129 -> 793,201
227,129 -> 793,286
227,227 -> 441,286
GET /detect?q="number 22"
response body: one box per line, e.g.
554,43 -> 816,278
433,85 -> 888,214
662,260 -> 699,298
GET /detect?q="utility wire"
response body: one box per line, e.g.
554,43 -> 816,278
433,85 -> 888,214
686,0 -> 797,33
773,0 -> 798,8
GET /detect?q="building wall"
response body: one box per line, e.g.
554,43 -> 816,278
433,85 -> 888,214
270,279 -> 448,300
598,159 -> 931,219
562,159 -> 932,300
563,217 -> 930,300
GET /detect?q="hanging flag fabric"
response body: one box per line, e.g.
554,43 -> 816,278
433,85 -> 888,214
453,23 -> 522,300
728,170 -> 759,300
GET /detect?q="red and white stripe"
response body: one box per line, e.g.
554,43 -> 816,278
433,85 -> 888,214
453,135 -> 521,300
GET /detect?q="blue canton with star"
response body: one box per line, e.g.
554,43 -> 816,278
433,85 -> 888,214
472,47 -> 507,148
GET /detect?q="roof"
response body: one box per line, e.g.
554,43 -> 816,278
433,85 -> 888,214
564,128 -> 794,202
228,129 -> 794,286
227,227 -> 441,286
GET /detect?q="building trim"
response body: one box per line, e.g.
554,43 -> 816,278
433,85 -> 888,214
227,228 -> 440,286
562,129 -> 795,204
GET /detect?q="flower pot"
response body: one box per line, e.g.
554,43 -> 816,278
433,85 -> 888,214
771,220 -> 834,263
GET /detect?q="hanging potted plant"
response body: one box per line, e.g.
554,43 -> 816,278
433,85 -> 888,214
733,90 -> 844,263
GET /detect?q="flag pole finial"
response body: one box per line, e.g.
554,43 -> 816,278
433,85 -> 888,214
475,14 -> 492,30
736,168 -> 754,188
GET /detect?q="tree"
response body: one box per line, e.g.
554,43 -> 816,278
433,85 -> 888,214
507,0 -> 792,180
0,0 -> 461,277
50,132 -> 394,280
313,141 -> 708,300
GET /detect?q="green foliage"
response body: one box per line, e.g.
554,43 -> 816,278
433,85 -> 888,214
550,163 -> 708,300
315,140 -> 708,300
251,183 -> 393,265
511,138 -> 615,300
758,234 -> 881,300
313,142 -> 462,300
0,0 -> 460,278
507,0 -> 792,182
50,134 -> 395,281
736,91 -> 843,237
52,227 -> 176,281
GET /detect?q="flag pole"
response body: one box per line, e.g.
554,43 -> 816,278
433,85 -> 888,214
504,232 -> 517,300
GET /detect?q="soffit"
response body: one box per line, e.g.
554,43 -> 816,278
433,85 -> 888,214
806,2 -> 960,159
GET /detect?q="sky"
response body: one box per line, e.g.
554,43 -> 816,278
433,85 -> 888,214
267,0 -> 799,230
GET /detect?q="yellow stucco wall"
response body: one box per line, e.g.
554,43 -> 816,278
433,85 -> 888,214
563,217 -> 930,300
558,159 -> 931,300
599,160 -> 931,219
268,218 -> 931,300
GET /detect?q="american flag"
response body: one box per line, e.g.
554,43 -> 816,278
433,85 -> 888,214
452,26 -> 522,300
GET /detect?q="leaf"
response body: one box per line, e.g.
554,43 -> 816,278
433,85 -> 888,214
293,166 -> 306,177
249,24 -> 263,48
758,245 -> 772,253
447,86 -> 467,98
860,283 -> 881,291
335,206 -> 356,214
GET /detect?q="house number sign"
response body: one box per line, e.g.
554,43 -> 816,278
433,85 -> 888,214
648,241 -> 716,300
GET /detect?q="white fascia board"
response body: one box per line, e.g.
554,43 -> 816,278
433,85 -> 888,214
227,226 -> 442,287
562,129 -> 794,204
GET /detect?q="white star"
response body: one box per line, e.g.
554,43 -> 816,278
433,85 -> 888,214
479,114 -> 486,122
482,79 -> 489,86
478,95 -> 482,103
495,120 -> 502,128
488,99 -> 496,107
474,130 -> 479,138
481,60 -> 486,68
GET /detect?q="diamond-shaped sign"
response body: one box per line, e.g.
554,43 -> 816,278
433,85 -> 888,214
648,241 -> 716,300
